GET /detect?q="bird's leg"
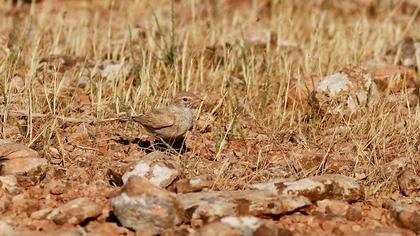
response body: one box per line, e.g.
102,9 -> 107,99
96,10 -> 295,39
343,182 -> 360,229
177,136 -> 187,154
157,138 -> 182,155
149,137 -> 161,152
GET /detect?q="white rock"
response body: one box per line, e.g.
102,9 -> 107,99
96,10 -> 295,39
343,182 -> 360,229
249,178 -> 293,194
111,176 -> 184,234
221,216 -> 260,231
0,221 -> 16,236
149,164 -> 178,187
122,162 -> 150,183
100,62 -> 131,80
178,190 -> 311,223
9,75 -> 25,92
347,92 -> 368,112
284,179 -> 326,194
194,216 -> 292,236
276,174 -> 363,202
0,175 -> 20,194
47,198 -> 101,225
0,140 -> 47,186
122,151 -> 182,189
316,73 -> 351,96
383,157 -> 410,177
31,208 -> 53,220
175,175 -> 212,193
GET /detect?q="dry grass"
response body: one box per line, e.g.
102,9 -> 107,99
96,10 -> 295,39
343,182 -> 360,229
0,0 -> 419,197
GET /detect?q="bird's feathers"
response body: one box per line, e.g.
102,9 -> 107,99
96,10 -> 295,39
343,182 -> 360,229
133,107 -> 175,129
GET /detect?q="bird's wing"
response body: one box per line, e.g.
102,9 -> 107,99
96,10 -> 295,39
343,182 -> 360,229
133,108 -> 175,129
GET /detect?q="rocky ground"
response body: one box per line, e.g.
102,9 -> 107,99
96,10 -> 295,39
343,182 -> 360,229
0,0 -> 419,235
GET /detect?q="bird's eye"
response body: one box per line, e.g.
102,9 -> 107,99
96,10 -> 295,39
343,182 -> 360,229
182,97 -> 188,102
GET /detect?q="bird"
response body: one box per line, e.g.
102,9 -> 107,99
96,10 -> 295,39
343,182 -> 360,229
133,92 -> 203,141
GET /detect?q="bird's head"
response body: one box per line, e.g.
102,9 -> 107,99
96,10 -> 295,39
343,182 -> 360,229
172,92 -> 203,109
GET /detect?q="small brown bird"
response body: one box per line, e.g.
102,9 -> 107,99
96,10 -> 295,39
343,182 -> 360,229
133,92 -> 203,141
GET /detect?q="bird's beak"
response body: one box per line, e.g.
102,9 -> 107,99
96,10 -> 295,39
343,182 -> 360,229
192,95 -> 204,107
192,99 -> 202,107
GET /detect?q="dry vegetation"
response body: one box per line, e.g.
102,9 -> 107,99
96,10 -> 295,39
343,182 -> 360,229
0,0 -> 419,234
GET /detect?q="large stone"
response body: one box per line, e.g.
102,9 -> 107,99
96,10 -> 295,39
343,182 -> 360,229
384,199 -> 420,233
47,197 -> 102,225
398,170 -> 420,197
315,199 -> 350,217
85,222 -> 131,236
111,176 -> 184,234
11,193 -> 40,216
249,178 -> 294,193
31,207 -> 53,220
370,65 -> 418,93
1,158 -> 48,185
122,151 -> 183,189
315,66 -> 378,113
0,140 -> 39,159
178,190 -> 310,223
0,221 -> 16,236
317,73 -> 352,97
100,60 -> 131,81
175,175 -> 212,193
0,140 -> 48,186
46,180 -> 67,195
383,157 -> 410,177
19,229 -> 84,236
0,194 -> 11,214
385,37 -> 420,69
347,228 -> 416,236
277,174 -> 364,202
345,204 -> 363,221
193,216 -> 292,236
9,75 -> 25,93
194,221 -> 242,236
0,175 -> 21,194
251,174 -> 363,202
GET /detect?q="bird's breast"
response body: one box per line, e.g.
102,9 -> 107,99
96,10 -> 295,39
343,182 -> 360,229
175,107 -> 194,131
